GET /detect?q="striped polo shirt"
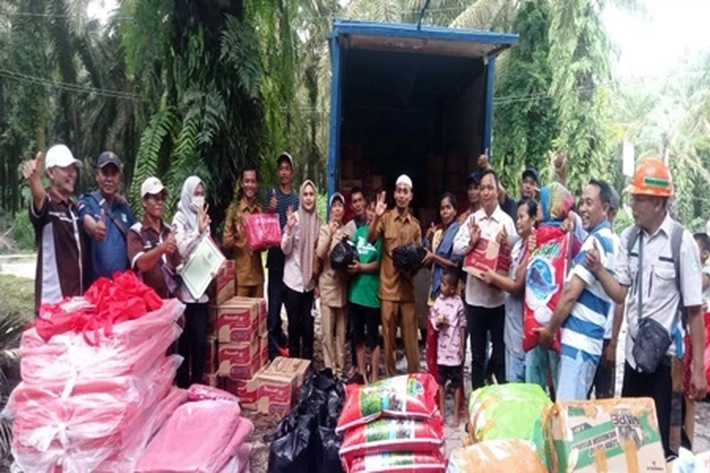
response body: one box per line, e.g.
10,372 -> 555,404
560,220 -> 616,363
262,187 -> 299,271
30,191 -> 86,314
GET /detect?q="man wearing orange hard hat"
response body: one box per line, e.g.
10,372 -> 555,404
586,158 -> 706,460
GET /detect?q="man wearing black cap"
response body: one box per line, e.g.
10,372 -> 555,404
263,152 -> 300,359
78,151 -> 136,283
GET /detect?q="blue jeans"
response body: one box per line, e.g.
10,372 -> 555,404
526,346 -> 559,394
267,271 -> 287,359
505,348 -> 526,383
556,349 -> 599,401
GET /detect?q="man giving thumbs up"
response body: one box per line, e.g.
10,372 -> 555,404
24,144 -> 86,314
78,151 -> 136,283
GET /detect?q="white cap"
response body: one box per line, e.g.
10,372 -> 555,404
395,174 -> 413,189
140,177 -> 168,198
329,192 -> 345,207
45,144 -> 82,170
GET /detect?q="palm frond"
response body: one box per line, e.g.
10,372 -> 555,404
220,15 -> 264,100
449,0 -> 514,29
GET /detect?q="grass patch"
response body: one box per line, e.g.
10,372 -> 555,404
0,274 -> 34,323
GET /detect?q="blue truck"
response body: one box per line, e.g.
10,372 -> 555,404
326,19 -> 517,218
326,19 -> 518,338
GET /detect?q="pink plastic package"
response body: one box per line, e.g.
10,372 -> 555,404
9,356 -> 181,473
187,384 -> 239,404
245,213 -> 281,252
135,400 -> 253,473
20,298 -> 184,384
219,443 -> 251,473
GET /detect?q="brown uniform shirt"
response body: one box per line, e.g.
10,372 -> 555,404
316,223 -> 352,308
222,198 -> 265,287
369,209 -> 422,302
30,190 -> 86,313
127,217 -> 179,299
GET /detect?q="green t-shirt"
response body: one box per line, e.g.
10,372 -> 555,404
348,225 -> 382,308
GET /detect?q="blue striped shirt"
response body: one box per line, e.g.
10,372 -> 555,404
561,220 -> 616,363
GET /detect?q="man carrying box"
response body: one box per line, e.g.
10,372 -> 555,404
453,169 -> 517,389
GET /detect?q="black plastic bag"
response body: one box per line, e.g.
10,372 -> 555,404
315,426 -> 344,473
393,243 -> 427,272
330,235 -> 358,270
267,412 -> 317,473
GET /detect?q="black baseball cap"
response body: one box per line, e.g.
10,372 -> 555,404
97,151 -> 122,170
522,167 -> 540,184
467,171 -> 482,186
276,152 -> 294,168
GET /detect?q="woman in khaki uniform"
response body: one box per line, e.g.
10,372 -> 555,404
316,192 -> 353,375
222,167 -> 265,297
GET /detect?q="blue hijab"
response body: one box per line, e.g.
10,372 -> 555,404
430,221 -> 462,299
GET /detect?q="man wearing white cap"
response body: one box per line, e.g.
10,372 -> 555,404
22,144 -> 85,314
368,175 -> 422,376
126,177 -> 180,299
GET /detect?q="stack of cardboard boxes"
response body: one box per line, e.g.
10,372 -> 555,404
203,262 -> 312,418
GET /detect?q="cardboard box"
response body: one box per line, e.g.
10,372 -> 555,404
256,371 -> 298,416
547,398 -> 665,472
263,357 -> 312,389
462,238 -> 512,279
259,333 -> 269,368
218,339 -> 261,379
209,260 -> 235,306
214,298 -> 259,343
228,366 -> 267,410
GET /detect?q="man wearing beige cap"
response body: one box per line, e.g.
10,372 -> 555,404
22,144 -> 85,314
368,175 -> 422,376
127,177 -> 180,299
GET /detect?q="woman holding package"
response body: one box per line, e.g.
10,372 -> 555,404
422,192 -> 463,383
482,198 -> 538,383
173,175 -> 211,388
316,192 -> 352,376
282,180 -> 322,360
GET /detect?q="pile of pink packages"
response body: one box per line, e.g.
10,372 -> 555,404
5,273 -> 253,473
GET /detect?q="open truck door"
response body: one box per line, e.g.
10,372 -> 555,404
327,19 -> 517,223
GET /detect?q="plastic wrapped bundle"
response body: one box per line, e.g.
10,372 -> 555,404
20,298 -> 183,384
446,440 -> 547,473
9,356 -> 182,473
392,244 -> 427,273
330,236 -> 358,270
135,400 -> 252,473
245,213 -> 282,251
348,450 -> 446,473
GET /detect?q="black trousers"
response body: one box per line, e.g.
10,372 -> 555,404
267,270 -> 288,359
588,339 -> 615,399
284,287 -> 315,360
466,304 -> 506,389
622,361 -> 690,459
176,302 -> 209,388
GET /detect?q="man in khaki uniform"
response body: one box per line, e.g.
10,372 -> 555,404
368,175 -> 422,376
222,167 -> 265,297
316,192 -> 352,375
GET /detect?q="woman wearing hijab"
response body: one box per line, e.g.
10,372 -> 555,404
173,175 -> 211,388
282,180 -> 322,360
422,192 -> 463,385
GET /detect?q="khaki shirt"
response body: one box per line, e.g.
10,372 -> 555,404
316,223 -> 352,308
222,198 -> 264,287
369,209 -> 422,302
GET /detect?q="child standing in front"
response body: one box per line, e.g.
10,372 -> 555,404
430,268 -> 466,426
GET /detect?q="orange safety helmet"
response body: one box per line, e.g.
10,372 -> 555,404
625,158 -> 674,197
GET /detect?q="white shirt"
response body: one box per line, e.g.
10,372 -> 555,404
616,214 -> 703,367
453,205 -> 518,308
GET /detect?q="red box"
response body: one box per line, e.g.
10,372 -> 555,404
257,372 -> 296,406
463,238 -> 512,279
263,357 -> 312,390
209,260 -> 235,306
215,298 -> 259,343
218,339 -> 260,380
231,366 -> 266,410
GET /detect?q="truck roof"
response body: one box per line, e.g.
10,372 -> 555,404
330,19 -> 518,59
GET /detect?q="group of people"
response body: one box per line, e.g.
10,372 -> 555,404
24,143 -> 708,460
